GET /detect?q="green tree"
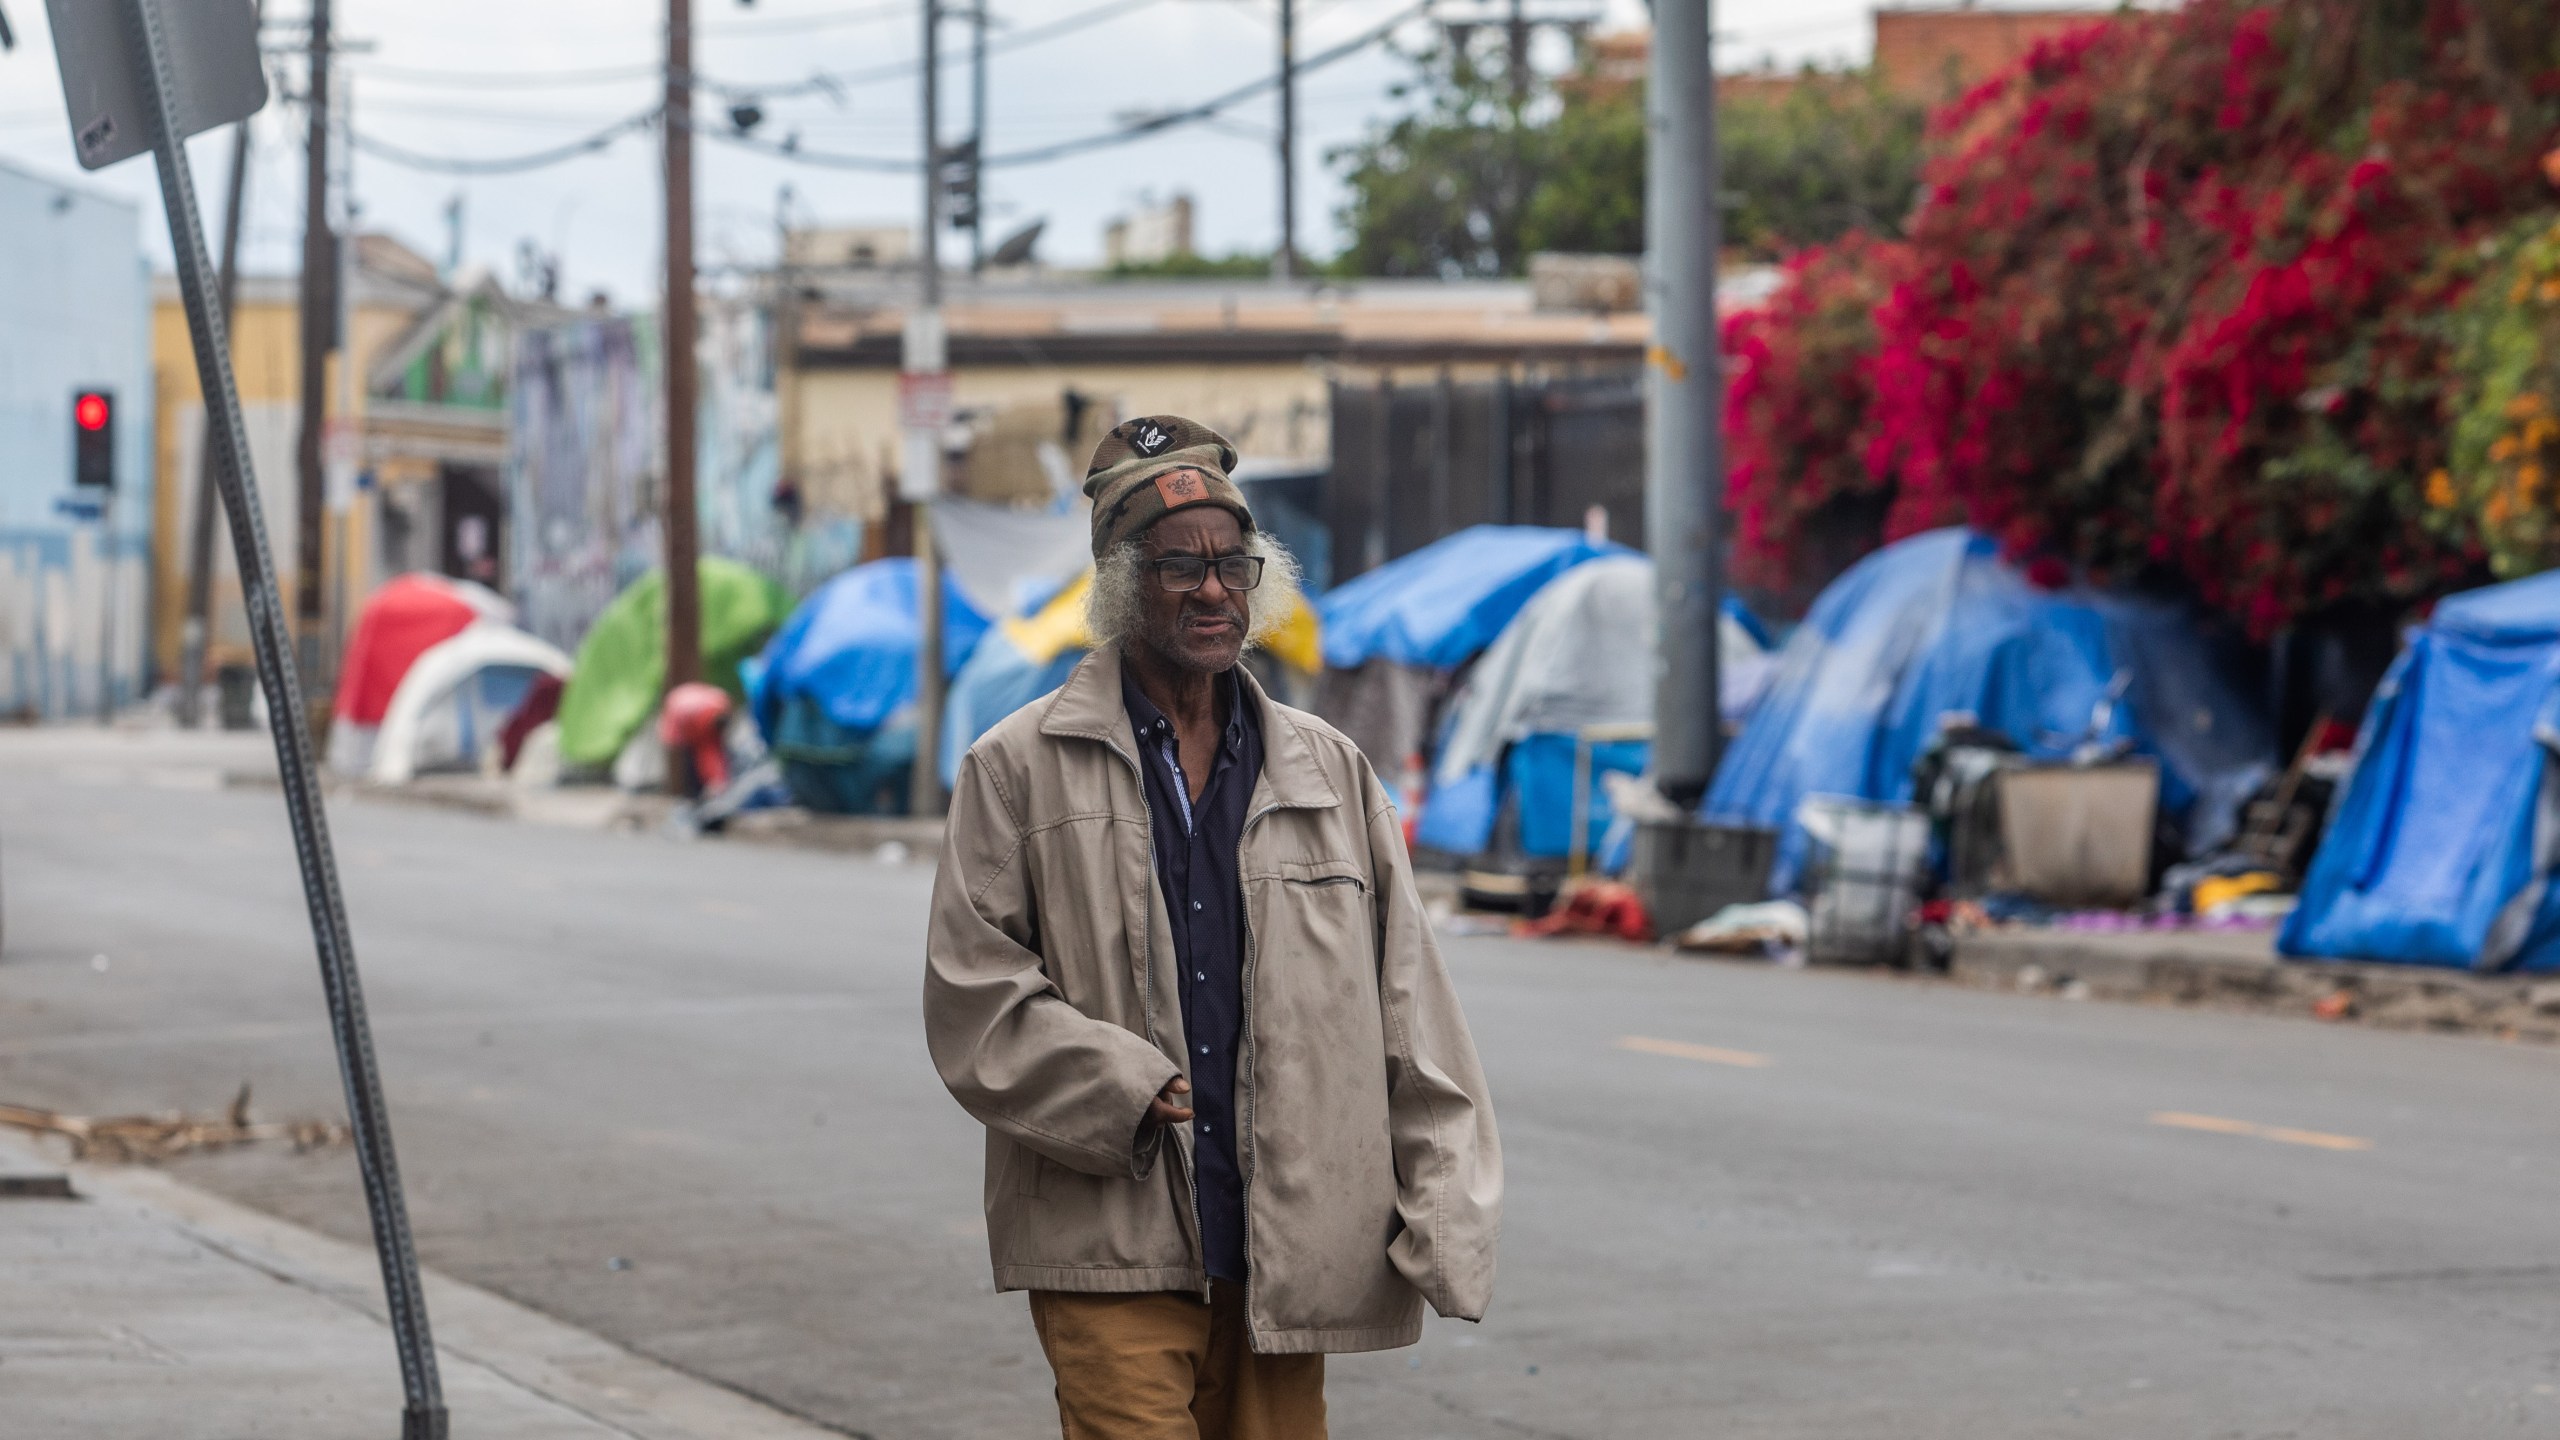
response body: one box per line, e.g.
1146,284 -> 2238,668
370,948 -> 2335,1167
1330,45 -> 1926,274
1720,71 -> 1926,259
1329,43 -> 1544,278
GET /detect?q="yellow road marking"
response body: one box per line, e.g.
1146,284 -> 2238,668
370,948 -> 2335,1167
1617,1036 -> 1771,1068
2151,1111 -> 2372,1151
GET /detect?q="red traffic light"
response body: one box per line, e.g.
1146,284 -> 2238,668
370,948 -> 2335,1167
75,392 -> 110,432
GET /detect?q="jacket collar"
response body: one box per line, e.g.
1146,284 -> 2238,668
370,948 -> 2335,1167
1042,642 -> 1339,813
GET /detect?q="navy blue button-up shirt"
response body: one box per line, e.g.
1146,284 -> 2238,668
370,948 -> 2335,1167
1123,667 -> 1262,1284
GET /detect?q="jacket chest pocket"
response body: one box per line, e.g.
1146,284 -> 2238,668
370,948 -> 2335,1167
1252,858 -> 1376,972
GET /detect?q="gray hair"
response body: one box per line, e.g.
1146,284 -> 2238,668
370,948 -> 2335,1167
1088,530 -> 1305,653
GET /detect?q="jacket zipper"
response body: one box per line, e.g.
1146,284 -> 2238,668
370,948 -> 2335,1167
1097,729 -> 1209,1298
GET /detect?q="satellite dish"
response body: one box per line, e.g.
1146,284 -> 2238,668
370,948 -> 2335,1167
990,219 -> 1045,269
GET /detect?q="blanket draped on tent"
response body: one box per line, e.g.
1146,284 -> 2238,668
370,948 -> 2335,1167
1706,530 -> 2274,894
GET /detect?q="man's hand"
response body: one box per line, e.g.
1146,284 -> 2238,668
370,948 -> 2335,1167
1144,1076 -> 1194,1128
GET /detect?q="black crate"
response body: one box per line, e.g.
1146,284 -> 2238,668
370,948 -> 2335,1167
1634,821 -> 1778,936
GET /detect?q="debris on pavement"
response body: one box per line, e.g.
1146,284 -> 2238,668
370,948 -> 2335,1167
0,1085 -> 348,1164
1513,881 -> 1653,944
1673,899 -> 1809,957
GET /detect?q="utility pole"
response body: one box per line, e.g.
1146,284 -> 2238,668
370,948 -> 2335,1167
295,0 -> 332,710
179,109 -> 252,729
968,0 -> 988,275
664,0 -> 703,794
906,0 -> 949,816
1275,0 -> 1296,280
1644,0 -> 1722,804
331,77 -> 358,668
1506,0 -> 1529,109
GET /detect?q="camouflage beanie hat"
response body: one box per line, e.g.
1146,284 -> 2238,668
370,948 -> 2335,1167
1081,414 -> 1254,558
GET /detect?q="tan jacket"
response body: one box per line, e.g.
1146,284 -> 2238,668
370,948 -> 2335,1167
922,645 -> 1501,1354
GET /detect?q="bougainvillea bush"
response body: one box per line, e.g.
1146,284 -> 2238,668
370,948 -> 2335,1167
1718,233 -> 1912,590
2441,210 -> 2560,577
1724,0 -> 2560,630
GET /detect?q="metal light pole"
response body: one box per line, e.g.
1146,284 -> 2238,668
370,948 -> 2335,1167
1276,0 -> 1297,280
907,0 -> 949,816
664,0 -> 704,795
968,0 -> 988,275
1645,0 -> 1722,804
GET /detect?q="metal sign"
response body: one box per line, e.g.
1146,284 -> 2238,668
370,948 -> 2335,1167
45,0 -> 265,170
55,3 -> 445,1435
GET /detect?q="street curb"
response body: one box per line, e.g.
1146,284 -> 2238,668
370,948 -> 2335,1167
224,768 -> 947,857
31,1141 -> 855,1440
1948,928 -> 2560,1043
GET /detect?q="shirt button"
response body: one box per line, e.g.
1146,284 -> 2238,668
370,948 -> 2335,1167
1198,1044 -> 1210,1055
1193,900 -> 1203,911
1196,970 -> 1206,981
1201,1123 -> 1212,1133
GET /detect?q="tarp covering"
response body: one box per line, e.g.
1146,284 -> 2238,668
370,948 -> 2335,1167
2281,570 -> 2560,972
929,496 -> 1092,620
1317,526 -> 1631,671
1706,529 -> 2274,894
1433,556 -> 1771,787
749,558 -> 992,739
555,558 -> 789,767
940,575 -> 1094,790
370,624 -> 572,784
936,569 -> 1327,787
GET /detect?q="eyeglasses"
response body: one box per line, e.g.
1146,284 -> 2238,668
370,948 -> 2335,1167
1149,554 -> 1266,593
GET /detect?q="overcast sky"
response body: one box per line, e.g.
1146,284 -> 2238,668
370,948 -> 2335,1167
0,0 -> 1915,304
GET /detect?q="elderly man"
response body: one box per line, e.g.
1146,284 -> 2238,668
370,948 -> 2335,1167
923,415 -> 1501,1439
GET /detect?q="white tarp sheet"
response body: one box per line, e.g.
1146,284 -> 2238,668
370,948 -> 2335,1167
1434,556 -> 1770,785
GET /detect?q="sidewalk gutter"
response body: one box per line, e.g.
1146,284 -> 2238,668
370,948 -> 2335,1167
1949,927 -> 2560,1043
0,1129 -> 853,1439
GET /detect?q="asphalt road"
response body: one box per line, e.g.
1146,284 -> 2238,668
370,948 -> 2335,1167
5,733 -> 2560,1439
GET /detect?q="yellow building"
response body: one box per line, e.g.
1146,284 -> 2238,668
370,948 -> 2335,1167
149,234 -> 573,688
781,272 -> 1650,525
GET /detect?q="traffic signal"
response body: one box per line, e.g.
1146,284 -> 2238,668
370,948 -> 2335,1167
72,388 -> 113,488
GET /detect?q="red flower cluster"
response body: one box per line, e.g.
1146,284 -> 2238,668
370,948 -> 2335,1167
1724,0 -> 2560,630
1719,233 -> 1914,591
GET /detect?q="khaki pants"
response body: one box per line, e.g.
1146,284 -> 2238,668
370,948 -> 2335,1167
1028,1283 -> 1326,1440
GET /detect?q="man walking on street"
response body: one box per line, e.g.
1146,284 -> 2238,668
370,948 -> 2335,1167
923,415 -> 1502,1439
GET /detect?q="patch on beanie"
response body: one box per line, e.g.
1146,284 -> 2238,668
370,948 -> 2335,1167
1130,419 -> 1175,456
1153,467 -> 1208,508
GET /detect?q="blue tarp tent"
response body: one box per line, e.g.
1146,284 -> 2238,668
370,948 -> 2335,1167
2281,571 -> 2560,972
748,559 -> 990,812
1318,526 -> 1632,670
1706,529 -> 2275,894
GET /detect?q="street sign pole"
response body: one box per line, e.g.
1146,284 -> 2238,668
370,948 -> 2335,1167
82,2 -> 447,1433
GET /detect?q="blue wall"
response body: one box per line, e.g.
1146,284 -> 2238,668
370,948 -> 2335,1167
0,158 -> 154,719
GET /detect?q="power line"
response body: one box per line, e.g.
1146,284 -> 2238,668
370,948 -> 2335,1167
702,0 -> 1164,100
347,59 -> 663,90
982,0 -> 1426,165
349,107 -> 659,174
350,0 -> 1423,179
696,0 -> 911,35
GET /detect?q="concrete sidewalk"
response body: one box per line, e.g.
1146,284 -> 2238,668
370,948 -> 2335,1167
0,1131 -> 842,1440
1949,925 -> 2560,1043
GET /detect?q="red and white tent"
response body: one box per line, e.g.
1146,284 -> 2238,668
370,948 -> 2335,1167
326,573 -> 511,777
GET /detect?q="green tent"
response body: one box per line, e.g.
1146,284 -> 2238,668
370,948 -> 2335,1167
555,558 -> 789,767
